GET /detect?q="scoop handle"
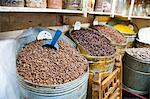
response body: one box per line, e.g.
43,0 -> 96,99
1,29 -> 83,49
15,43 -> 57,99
51,29 -> 62,46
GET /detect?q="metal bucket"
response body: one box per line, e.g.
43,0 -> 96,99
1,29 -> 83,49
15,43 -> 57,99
123,51 -> 150,95
16,27 -> 89,99
69,28 -> 116,74
135,38 -> 150,48
123,64 -> 150,95
19,71 -> 89,99
123,51 -> 150,73
124,34 -> 136,48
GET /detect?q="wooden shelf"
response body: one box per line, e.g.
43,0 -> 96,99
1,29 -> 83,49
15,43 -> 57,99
0,6 -> 150,20
89,11 -> 111,15
114,13 -> 128,18
131,16 -> 150,20
0,6 -> 83,14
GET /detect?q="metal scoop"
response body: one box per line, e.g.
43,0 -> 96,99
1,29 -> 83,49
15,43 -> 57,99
43,29 -> 62,50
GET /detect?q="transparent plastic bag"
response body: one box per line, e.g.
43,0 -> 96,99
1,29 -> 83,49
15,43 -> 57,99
0,39 -> 20,99
25,0 -> 47,8
0,0 -> 24,7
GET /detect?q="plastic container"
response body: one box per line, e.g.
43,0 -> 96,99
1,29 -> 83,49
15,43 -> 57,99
25,0 -> 47,8
95,0 -> 112,12
95,0 -> 103,12
0,0 -> 24,7
47,0 -> 62,9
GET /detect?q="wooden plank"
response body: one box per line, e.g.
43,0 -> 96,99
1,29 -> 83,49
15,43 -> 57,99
89,11 -> 111,16
132,19 -> 150,29
0,13 -> 61,32
109,88 -> 120,99
63,15 -> 94,25
131,16 -> 150,20
102,68 -> 119,90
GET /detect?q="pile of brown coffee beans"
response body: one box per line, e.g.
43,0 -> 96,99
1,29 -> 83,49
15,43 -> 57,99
93,25 -> 126,44
71,29 -> 116,56
17,40 -> 88,85
127,48 -> 150,61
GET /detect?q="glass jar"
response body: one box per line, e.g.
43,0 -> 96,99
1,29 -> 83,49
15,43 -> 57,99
25,0 -> 47,8
95,0 -> 103,11
65,0 -> 82,10
0,0 -> 24,7
146,4 -> 150,16
47,0 -> 63,9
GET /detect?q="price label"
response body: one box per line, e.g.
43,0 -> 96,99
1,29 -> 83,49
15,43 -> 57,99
93,20 -> 99,25
74,21 -> 81,30
37,31 -> 52,40
33,0 -> 43,3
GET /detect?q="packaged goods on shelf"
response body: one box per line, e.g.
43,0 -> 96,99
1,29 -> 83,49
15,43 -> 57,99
95,0 -> 111,12
0,0 -> 24,7
133,0 -> 149,17
47,0 -> 62,9
87,0 -> 95,11
65,0 -> 82,10
25,0 -> 47,8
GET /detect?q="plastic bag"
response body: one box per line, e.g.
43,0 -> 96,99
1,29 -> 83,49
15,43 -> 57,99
0,0 -> 24,7
0,39 -> 20,99
25,0 -> 47,8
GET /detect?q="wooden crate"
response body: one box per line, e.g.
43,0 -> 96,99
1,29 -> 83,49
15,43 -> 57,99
89,55 -> 122,99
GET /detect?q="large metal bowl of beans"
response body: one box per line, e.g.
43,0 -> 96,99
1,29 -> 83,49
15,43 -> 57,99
92,25 -> 127,55
69,28 -> 116,74
16,27 -> 89,99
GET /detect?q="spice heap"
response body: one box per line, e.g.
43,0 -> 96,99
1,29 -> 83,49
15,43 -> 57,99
127,48 -> 150,61
71,29 -> 116,56
113,24 -> 135,35
17,40 -> 88,85
94,25 -> 126,44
